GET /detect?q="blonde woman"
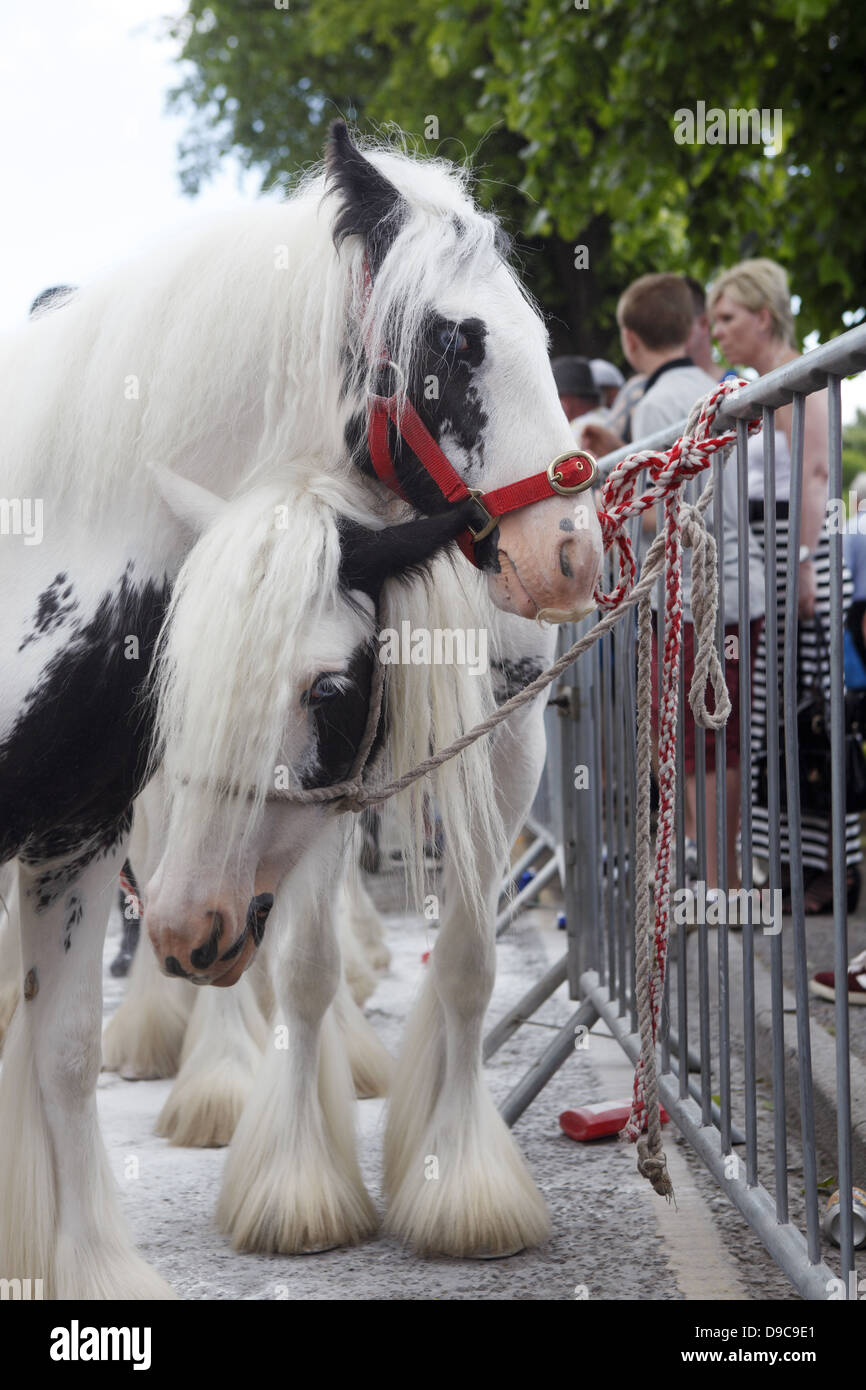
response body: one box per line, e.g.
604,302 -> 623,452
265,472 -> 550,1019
709,258 -> 860,913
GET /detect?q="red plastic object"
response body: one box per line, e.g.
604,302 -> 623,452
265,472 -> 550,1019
421,950 -> 432,964
559,1099 -> 670,1142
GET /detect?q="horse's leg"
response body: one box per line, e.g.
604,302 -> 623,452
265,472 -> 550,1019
338,883 -> 378,1006
383,694 -> 552,1256
344,856 -> 391,972
0,848 -> 175,1298
102,920 -> 194,1079
102,776 -> 194,1079
155,969 -> 268,1148
333,972 -> 393,1100
217,830 -> 377,1253
0,862 -> 21,1050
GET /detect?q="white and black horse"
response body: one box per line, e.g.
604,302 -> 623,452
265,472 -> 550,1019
0,123 -> 602,1297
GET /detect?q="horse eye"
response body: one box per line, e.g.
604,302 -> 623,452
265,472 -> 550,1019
437,326 -> 470,353
301,675 -> 341,707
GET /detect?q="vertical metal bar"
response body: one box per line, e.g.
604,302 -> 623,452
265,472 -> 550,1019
736,417 -> 758,1184
694,711 -> 712,1125
762,408 -> 789,1223
827,374 -> 855,1291
569,615 -> 601,991
614,614 -> 629,1024
713,449 -> 731,1154
601,622 -> 617,1001
592,606 -> 606,987
784,391 -> 821,1264
627,514 -> 641,1034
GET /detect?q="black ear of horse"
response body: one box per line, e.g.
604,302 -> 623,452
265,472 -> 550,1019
326,120 -> 406,273
338,501 -> 482,598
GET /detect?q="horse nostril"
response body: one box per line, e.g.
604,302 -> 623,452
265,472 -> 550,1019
247,892 -> 274,946
559,538 -> 574,579
165,955 -> 190,979
190,912 -> 224,971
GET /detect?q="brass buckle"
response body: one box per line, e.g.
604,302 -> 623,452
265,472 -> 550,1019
546,450 -> 597,495
465,489 -> 500,543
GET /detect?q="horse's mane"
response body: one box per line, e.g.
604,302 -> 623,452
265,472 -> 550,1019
0,136 -> 532,528
151,473 -> 507,909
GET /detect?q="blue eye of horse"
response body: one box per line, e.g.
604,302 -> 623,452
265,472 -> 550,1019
438,327 -> 470,353
302,675 -> 341,707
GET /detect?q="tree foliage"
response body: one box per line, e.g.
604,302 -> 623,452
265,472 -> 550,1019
167,0 -> 866,360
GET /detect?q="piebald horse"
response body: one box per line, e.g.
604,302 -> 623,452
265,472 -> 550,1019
0,123 -> 602,1297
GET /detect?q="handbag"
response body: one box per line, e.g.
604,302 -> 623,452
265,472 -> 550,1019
755,613 -> 866,815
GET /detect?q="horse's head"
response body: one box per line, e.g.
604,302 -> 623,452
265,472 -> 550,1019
328,123 -> 604,623
143,466 -> 478,985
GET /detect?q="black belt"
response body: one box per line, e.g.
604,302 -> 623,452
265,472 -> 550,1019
749,499 -> 789,523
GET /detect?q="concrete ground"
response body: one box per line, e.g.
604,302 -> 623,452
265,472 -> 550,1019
94,866 -> 806,1301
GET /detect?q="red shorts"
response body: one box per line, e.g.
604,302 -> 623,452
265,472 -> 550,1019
650,618 -> 763,775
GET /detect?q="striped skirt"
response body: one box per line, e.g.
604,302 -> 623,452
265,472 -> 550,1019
749,502 -> 862,871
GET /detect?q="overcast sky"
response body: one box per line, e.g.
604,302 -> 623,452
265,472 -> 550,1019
1,1 -> 863,422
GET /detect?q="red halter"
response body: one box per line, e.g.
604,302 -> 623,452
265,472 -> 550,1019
359,257 -> 597,566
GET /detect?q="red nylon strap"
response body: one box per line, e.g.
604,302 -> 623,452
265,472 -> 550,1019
367,393 -> 596,563
368,399 -> 408,500
361,257 -> 596,562
481,452 -> 595,517
377,395 -> 471,503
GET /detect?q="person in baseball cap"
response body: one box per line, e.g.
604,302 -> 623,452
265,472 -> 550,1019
551,355 -> 601,423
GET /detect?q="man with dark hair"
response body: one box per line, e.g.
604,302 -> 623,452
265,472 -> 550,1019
615,272 -> 711,438
550,355 -> 601,424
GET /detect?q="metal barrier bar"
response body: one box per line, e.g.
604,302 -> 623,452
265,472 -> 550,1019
713,448 -> 732,1154
827,374 -> 856,1288
784,391 -> 822,1263
488,323 -> 866,1298
762,406 -> 789,1224
736,415 -> 759,1188
582,972 -> 840,1302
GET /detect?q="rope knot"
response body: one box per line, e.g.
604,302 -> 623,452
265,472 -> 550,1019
636,1136 -> 674,1201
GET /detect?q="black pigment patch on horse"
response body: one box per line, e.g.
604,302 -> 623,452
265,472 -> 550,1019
492,657 -> 545,706
248,893 -> 273,947
19,573 -> 79,651
1,565 -> 171,894
326,120 -> 407,275
190,913 -> 223,972
62,892 -> 83,952
302,641 -> 376,790
345,306 -> 491,539
338,505 -> 480,599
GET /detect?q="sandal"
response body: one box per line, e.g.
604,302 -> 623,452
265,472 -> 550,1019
798,865 -> 861,916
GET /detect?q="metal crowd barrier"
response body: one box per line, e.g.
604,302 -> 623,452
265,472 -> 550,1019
485,322 -> 866,1301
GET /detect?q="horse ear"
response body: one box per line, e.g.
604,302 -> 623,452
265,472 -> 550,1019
326,120 -> 406,273
339,502 -> 481,598
147,463 -> 229,535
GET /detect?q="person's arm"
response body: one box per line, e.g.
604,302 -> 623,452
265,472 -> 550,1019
576,421 -> 624,458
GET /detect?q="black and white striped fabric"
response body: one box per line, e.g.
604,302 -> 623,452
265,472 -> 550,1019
750,505 -> 862,870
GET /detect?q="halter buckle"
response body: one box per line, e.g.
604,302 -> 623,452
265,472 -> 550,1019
465,490 -> 500,543
546,450 -> 597,495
